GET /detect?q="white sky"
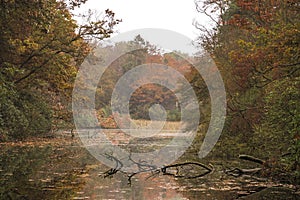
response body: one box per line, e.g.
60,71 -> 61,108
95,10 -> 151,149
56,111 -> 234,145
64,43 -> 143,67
74,0 -> 212,54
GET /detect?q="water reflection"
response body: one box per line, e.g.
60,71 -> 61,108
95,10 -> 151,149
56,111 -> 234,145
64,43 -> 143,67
0,144 -> 86,199
0,139 -> 299,200
0,141 -> 189,200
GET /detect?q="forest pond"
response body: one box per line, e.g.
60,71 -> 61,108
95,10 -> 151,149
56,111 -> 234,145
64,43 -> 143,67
0,131 -> 299,200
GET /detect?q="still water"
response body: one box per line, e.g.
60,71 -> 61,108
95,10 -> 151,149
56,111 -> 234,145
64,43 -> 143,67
0,134 -> 299,200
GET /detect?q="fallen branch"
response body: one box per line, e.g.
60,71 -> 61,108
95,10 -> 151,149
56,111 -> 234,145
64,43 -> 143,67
161,162 -> 213,179
225,155 -> 265,178
239,154 -> 265,165
102,153 -> 123,178
102,154 -> 214,185
225,167 -> 262,177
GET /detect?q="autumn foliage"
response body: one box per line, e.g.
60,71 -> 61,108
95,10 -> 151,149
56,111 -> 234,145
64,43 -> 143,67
196,0 -> 299,183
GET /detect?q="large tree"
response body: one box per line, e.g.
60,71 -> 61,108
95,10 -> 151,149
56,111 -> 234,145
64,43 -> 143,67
195,0 -> 299,182
0,0 -> 120,140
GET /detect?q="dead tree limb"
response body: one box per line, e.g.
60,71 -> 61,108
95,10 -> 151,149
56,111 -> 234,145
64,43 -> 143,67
225,167 -> 262,177
225,155 -> 265,178
239,154 -> 265,165
161,162 -> 213,179
102,153 -> 123,178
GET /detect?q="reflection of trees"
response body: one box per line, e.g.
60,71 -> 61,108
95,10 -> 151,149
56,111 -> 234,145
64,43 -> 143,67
0,145 -> 88,199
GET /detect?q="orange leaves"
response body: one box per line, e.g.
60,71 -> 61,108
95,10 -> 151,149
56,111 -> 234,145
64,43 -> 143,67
236,1 -> 254,11
98,115 -> 118,129
145,54 -> 163,63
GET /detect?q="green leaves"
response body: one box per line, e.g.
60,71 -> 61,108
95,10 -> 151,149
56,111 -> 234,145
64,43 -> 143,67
196,0 -> 300,182
0,0 -> 120,140
263,77 -> 300,136
0,84 -> 53,141
261,77 -> 300,181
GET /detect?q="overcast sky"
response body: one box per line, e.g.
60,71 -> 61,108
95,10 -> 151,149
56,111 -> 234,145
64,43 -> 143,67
74,0 -> 212,54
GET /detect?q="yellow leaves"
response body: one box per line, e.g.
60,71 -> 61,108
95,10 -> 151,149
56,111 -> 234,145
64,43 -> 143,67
17,46 -> 27,54
23,38 -> 39,51
237,39 -> 254,50
8,38 -> 39,54
228,50 -> 244,63
8,38 -> 21,47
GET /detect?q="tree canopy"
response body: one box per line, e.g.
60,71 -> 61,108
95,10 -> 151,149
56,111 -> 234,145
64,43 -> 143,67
0,0 -> 120,140
195,0 -> 300,183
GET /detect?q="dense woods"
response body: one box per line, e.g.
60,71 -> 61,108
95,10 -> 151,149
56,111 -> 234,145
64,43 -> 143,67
194,0 -> 299,184
91,36 -> 194,126
0,0 -> 120,139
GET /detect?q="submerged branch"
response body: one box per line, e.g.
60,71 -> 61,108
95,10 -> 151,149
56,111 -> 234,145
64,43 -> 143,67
225,154 -> 265,179
161,162 -> 214,179
225,167 -> 262,178
102,155 -> 214,185
239,154 -> 265,165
